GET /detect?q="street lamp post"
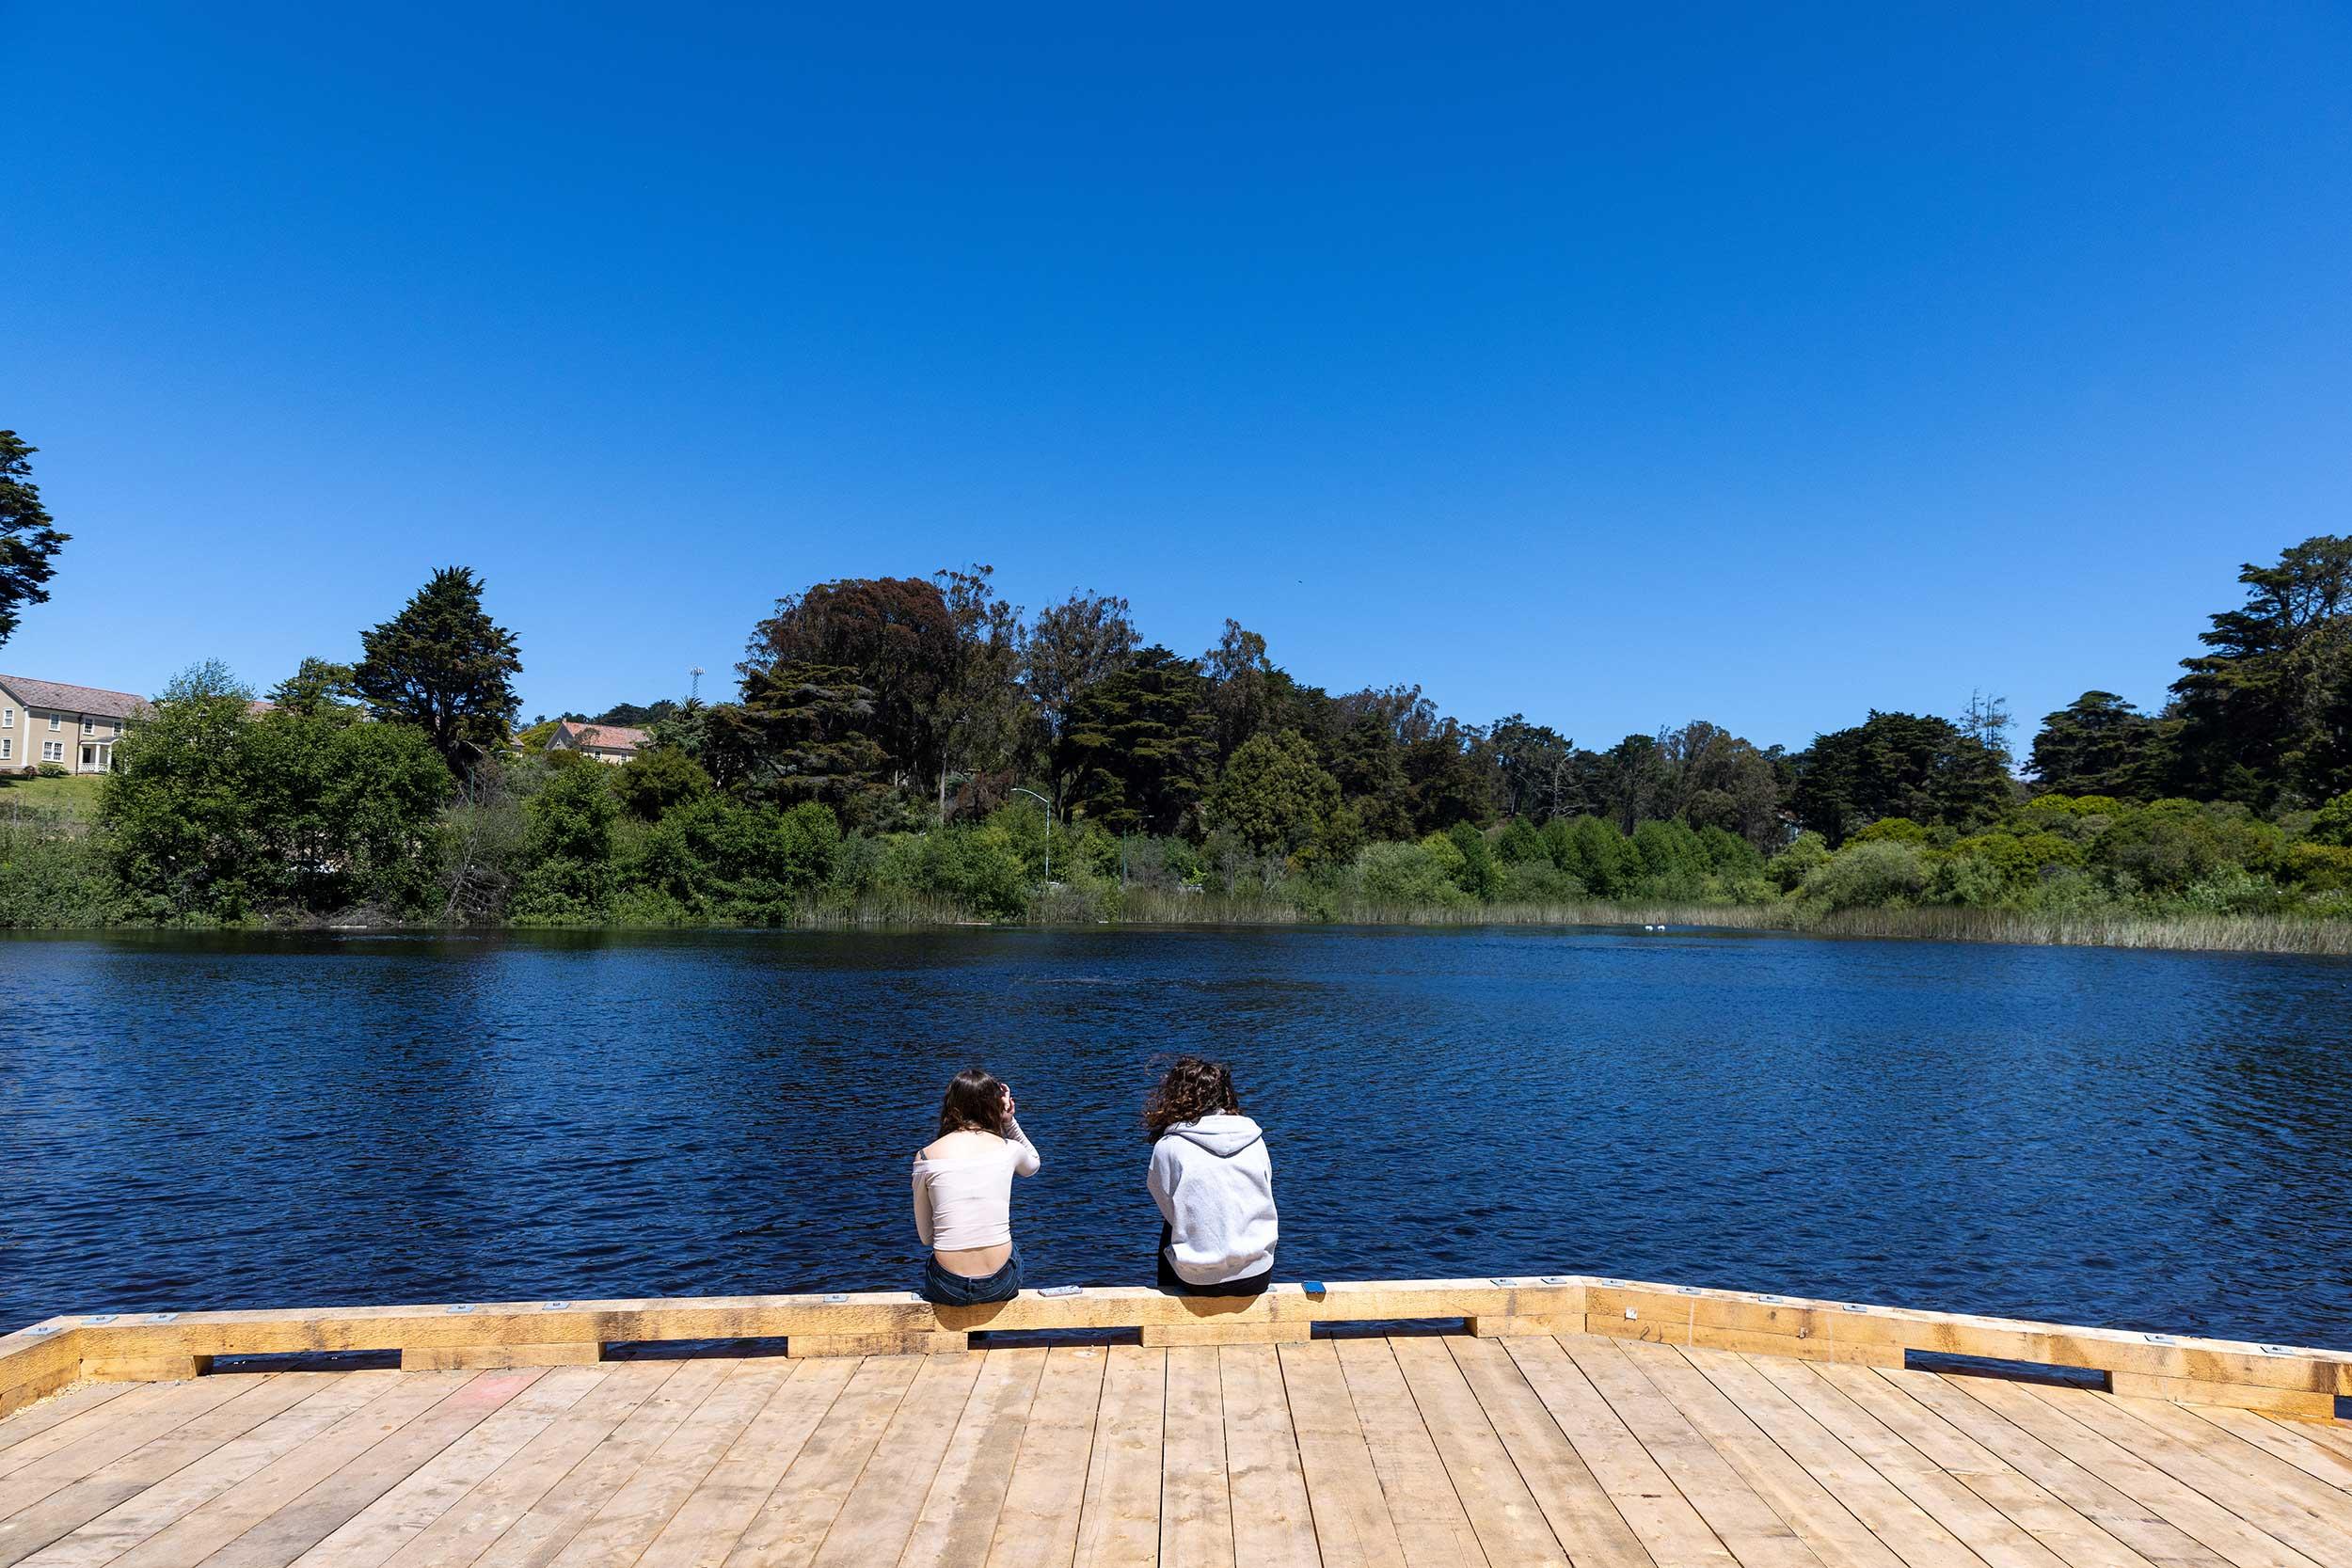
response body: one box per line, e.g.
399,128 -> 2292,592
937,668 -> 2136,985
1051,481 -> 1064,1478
1010,787 -> 1051,900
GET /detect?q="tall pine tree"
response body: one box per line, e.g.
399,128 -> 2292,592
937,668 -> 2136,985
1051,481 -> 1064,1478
353,567 -> 523,775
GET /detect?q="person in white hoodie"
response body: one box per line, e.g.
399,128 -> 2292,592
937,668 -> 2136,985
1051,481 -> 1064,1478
1145,1056 -> 1278,1295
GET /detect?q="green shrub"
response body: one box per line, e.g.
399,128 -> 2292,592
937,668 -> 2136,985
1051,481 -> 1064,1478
1802,840 -> 1929,911
1356,840 -> 1472,908
1766,831 -> 1831,893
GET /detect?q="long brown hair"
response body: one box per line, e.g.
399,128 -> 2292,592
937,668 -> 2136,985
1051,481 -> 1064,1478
1144,1055 -> 1240,1140
937,1068 -> 1010,1138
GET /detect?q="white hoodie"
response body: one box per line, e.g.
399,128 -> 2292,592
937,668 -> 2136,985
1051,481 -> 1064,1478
1148,1115 -> 1279,1286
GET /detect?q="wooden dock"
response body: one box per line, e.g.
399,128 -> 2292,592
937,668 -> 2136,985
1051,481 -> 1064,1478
3,1278 -> 2346,1566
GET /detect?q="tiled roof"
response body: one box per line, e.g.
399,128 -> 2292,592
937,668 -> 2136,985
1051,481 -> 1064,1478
555,720 -> 650,752
0,674 -> 151,721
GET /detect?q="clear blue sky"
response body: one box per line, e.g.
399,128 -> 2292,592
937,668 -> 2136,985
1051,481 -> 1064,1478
7,4 -> 2347,750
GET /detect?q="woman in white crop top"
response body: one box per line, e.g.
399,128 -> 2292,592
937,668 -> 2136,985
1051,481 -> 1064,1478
911,1067 -> 1041,1306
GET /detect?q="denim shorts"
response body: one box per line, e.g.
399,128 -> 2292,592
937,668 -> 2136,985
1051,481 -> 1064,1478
922,1243 -> 1023,1306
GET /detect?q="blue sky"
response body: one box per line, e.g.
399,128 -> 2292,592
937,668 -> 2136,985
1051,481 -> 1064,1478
6,3 -> 2347,749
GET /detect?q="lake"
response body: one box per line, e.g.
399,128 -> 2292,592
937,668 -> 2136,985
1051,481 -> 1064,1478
4,926 -> 2349,1347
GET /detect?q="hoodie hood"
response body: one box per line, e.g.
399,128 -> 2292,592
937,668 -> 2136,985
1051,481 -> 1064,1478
1164,1114 -> 1264,1159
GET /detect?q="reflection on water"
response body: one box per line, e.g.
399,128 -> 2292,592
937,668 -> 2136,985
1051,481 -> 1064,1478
4,926 -> 2349,1346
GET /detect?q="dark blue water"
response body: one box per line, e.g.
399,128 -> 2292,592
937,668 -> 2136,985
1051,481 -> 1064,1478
4,927 -> 2349,1347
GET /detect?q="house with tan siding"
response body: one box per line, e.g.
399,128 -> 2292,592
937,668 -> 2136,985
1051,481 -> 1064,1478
547,720 -> 649,765
0,675 -> 150,775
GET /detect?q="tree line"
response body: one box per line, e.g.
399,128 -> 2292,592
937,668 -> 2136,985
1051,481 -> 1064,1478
3,509 -> 2350,929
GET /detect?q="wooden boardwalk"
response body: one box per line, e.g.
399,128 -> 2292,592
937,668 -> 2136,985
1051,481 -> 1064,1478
4,1329 -> 2348,1568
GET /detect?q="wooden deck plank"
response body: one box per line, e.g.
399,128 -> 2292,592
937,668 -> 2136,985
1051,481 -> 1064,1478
1331,1337 -> 1487,1568
6,1330 -> 2344,1568
1947,1377 -> 2324,1568
1157,1345 -> 1233,1568
718,1353 -> 924,1568
14,1374 -> 399,1568
1502,1335 -> 1734,1568
1218,1345 -> 1321,1568
0,1388 -> 137,1467
1276,1341 -> 1406,1568
468,1356 -> 734,1568
1740,1356 -> 2072,1568
1390,1334 -> 1569,1568
1444,1336 -> 1651,1568
293,1364 -> 609,1568
0,1373 -> 322,1566
0,1387 -> 178,1481
1616,1341 -> 1918,1568
2018,1386 -> 2352,1567
2174,1406 -> 2352,1495
375,1360 -> 682,1568
897,1349 -> 1047,1568
0,1377 -> 255,1518
102,1374 -> 468,1568
542,1358 -> 792,1568
1804,1362 -> 2154,1568
981,1345 -> 1108,1568
633,1355 -> 856,1568
808,1353 -> 988,1568
1682,1350 -> 1991,1568
1071,1346 -> 1168,1568
1870,1369 -> 2232,1568
1559,1337 -> 1824,1568
2093,1394 -> 2352,1521
196,1370 -> 545,1568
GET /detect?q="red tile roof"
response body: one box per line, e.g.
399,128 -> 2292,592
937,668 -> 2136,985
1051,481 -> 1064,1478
554,720 -> 650,752
0,674 -> 151,721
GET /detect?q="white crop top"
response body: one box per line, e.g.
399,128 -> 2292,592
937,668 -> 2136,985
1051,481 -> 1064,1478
910,1120 -> 1041,1251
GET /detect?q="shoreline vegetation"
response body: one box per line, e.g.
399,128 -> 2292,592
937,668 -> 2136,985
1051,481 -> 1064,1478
4,534 -> 2352,960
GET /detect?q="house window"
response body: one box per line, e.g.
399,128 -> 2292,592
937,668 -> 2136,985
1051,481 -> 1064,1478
0,738 -> 10,760
2,706 -> 12,726
82,718 -> 95,734
42,740 -> 64,762
47,713 -> 61,731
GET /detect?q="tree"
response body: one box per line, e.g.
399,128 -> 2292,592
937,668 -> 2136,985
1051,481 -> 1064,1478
100,662 -> 262,919
0,433 -> 68,648
1204,621 -> 1279,760
1488,716 -> 1585,825
2171,535 -> 2352,808
1792,709 -> 2010,843
353,567 -> 522,775
741,576 -> 958,789
612,745 -> 714,821
267,657 -> 361,721
1058,645 -> 1214,835
2026,691 -> 2167,799
1209,730 -> 1341,857
1025,590 -> 1139,801
930,564 -> 1029,817
723,661 -> 892,810
591,699 -> 679,728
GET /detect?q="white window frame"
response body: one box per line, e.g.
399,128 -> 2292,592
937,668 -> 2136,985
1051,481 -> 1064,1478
0,737 -> 10,760
47,713 -> 61,731
42,740 -> 64,762
82,717 -> 95,735
2,706 -> 12,727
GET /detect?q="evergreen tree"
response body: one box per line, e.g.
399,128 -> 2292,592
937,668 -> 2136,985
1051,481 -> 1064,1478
352,567 -> 522,774
2026,691 -> 2168,799
2171,535 -> 2352,808
725,661 -> 893,811
0,432 -> 69,648
1058,645 -> 1214,834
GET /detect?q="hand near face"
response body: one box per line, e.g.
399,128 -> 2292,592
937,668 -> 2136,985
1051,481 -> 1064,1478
1000,1085 -> 1018,1120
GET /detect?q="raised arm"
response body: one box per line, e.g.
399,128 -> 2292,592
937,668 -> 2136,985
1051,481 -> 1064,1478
1004,1117 -> 1041,1177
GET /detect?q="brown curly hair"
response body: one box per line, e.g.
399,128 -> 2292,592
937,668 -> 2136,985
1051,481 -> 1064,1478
1144,1055 -> 1241,1140
937,1068 -> 1010,1138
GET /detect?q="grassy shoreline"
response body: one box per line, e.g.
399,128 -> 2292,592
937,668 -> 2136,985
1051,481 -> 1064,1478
219,897 -> 2352,957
